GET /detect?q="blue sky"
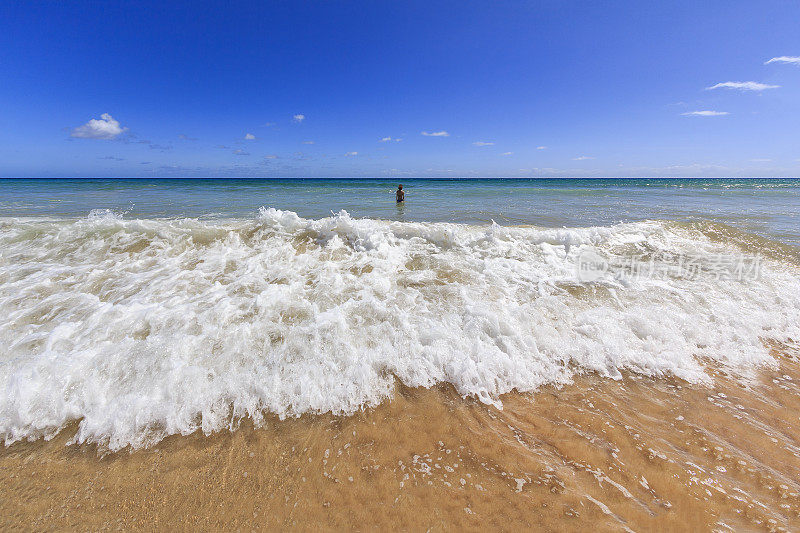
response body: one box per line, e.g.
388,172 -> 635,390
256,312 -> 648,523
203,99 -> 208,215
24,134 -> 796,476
1,1 -> 800,177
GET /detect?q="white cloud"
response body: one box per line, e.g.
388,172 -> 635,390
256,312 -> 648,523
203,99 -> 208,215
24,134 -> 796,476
421,131 -> 449,137
303,140 -> 314,144
765,56 -> 800,65
536,146 -> 547,150
233,149 -> 250,156
345,151 -> 358,156
573,156 -> 594,160
473,141 -> 494,146
682,110 -> 730,116
749,158 -> 772,162
244,133 -> 256,140
264,155 -> 277,159
70,113 -> 128,139
379,136 -> 403,142
293,114 -> 305,122
706,81 -> 780,91
501,152 -> 513,156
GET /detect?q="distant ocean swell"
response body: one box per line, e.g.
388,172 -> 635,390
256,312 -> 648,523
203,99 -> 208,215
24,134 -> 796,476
1,208 -> 799,450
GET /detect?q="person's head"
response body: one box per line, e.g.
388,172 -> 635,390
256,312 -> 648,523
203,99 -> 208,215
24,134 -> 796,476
398,184 -> 403,190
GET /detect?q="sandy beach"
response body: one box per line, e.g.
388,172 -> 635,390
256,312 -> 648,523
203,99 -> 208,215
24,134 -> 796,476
3,345 -> 799,531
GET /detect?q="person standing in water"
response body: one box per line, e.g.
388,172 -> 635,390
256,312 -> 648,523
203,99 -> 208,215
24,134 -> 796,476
396,184 -> 405,203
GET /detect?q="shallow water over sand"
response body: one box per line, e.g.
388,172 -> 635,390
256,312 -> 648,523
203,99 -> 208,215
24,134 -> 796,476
2,347 -> 799,531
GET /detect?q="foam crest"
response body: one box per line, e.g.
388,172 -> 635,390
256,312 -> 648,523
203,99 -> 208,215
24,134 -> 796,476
1,211 -> 799,450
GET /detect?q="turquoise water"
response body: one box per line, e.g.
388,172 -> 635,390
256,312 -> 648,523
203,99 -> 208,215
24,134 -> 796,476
1,177 -> 799,244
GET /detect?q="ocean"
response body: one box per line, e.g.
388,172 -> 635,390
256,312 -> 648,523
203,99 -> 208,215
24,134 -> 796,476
2,178 -> 800,245
1,177 -> 800,530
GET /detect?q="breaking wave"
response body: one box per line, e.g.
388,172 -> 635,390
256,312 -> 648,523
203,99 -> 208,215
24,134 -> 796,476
1,208 -> 799,450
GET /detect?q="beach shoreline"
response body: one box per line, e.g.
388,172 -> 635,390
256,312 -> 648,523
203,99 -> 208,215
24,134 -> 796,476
3,349 -> 799,531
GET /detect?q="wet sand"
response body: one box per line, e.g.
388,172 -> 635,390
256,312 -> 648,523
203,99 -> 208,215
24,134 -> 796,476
2,348 -> 799,531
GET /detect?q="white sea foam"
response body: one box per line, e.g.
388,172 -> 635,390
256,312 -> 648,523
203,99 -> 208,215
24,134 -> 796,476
1,209 -> 799,450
